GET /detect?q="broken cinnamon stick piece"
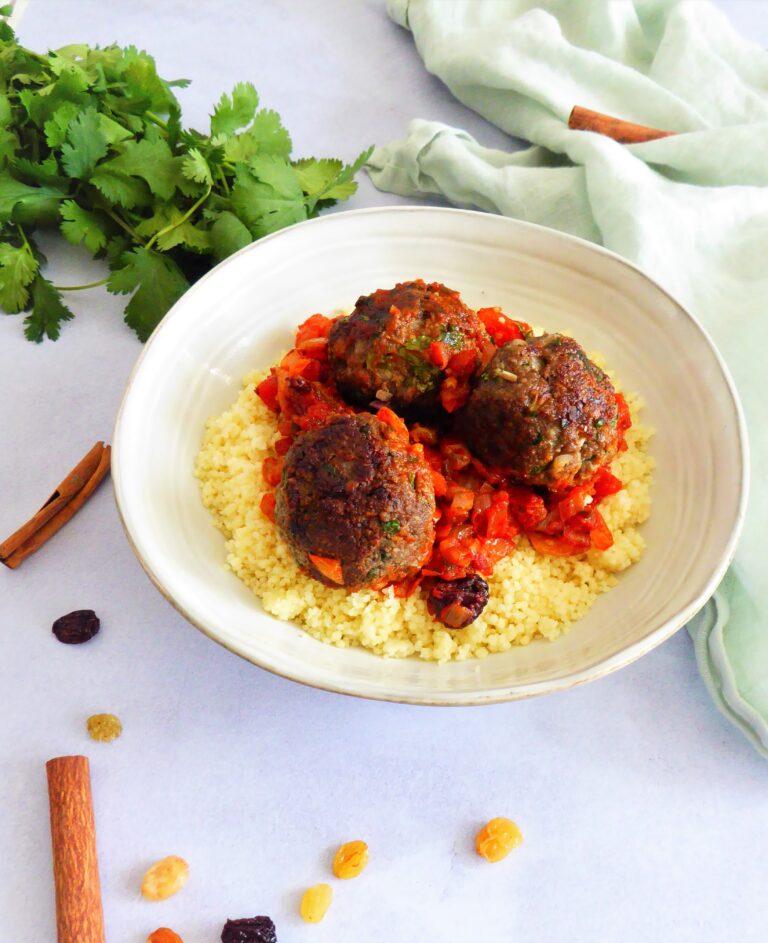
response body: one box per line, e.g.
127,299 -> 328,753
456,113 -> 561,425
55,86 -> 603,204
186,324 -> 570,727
0,442 -> 111,569
568,105 -> 675,144
46,756 -> 106,943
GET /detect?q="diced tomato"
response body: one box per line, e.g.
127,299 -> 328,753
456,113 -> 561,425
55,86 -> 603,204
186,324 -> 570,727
473,536 -> 517,573
438,538 -> 474,568
430,469 -> 448,497
262,456 -> 284,487
615,392 -> 632,451
392,572 -> 424,598
295,313 -> 333,346
447,489 -> 475,521
427,341 -> 451,369
470,457 -> 505,485
410,423 -> 439,446
477,308 -> 532,346
277,415 -> 294,436
376,406 -> 409,444
260,491 -> 276,522
527,531 -> 584,556
557,485 -> 593,522
439,376 -> 471,413
593,466 -> 623,498
279,348 -> 322,379
296,336 -> 328,360
308,554 -> 344,584
274,436 -> 293,456
441,439 -> 472,474
445,349 -> 478,381
589,516 -> 614,550
256,373 -> 279,412
507,486 -> 548,530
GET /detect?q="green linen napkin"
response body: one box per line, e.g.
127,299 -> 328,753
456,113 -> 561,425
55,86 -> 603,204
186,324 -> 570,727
369,0 -> 768,756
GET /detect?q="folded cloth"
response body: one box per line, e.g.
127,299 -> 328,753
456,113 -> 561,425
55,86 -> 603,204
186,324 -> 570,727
369,0 -> 768,756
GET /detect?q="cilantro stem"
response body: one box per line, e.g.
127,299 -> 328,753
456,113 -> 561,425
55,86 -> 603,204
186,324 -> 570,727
103,206 -> 143,242
217,167 -> 230,196
144,111 -> 169,131
54,277 -> 109,292
16,224 -> 31,253
145,186 -> 211,250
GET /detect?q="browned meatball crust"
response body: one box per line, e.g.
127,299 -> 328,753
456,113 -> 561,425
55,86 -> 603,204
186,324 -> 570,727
328,280 -> 488,414
275,413 -> 436,589
456,333 -> 619,487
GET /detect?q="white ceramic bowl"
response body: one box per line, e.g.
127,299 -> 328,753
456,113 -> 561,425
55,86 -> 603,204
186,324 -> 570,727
113,207 -> 748,704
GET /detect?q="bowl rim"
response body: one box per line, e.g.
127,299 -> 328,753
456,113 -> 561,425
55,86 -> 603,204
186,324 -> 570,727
112,204 -> 750,706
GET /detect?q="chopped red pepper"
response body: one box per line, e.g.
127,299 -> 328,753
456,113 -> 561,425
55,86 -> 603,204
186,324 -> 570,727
262,456 -> 284,487
477,307 -> 532,346
427,341 -> 451,369
260,491 -> 276,522
308,554 -> 344,584
256,373 -> 279,412
295,313 -> 334,345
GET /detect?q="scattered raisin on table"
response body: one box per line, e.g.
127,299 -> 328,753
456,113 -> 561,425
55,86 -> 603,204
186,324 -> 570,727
140,855 -> 189,901
87,713 -> 122,742
52,609 -> 100,644
426,574 -> 489,628
475,817 -> 524,863
332,840 -> 369,879
300,884 -> 333,923
220,916 -> 277,943
148,930 -> 183,943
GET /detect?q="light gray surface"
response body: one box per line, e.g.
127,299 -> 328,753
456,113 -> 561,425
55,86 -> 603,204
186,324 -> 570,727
1,2 -> 766,941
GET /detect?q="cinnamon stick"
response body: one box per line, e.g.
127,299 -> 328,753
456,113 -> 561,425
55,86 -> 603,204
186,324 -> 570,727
0,442 -> 111,569
46,756 -> 106,943
568,105 -> 675,144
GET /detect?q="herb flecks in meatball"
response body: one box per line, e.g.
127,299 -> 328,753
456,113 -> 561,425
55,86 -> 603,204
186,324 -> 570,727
456,334 -> 619,488
275,413 -> 436,590
328,280 -> 489,414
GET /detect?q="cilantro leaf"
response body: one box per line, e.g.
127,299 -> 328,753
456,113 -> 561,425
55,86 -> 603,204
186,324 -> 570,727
301,146 -> 373,213
232,156 -> 308,237
101,133 -> 181,199
107,246 -> 189,341
60,106 -> 109,179
43,102 -> 81,148
223,109 -> 292,163
210,211 -> 252,261
210,82 -> 259,138
0,240 -> 39,312
0,175 -> 66,224
24,275 -> 74,342
182,148 -> 213,187
60,200 -> 109,254
90,168 -> 151,209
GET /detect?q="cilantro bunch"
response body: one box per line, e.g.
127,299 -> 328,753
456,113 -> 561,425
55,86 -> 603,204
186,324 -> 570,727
0,11 -> 371,341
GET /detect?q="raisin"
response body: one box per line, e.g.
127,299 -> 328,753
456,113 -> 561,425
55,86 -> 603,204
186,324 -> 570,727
221,916 -> 277,943
426,574 -> 489,628
52,609 -> 100,644
332,840 -> 369,879
300,884 -> 333,923
140,856 -> 189,901
475,817 -> 523,862
87,713 -> 122,742
148,930 -> 183,943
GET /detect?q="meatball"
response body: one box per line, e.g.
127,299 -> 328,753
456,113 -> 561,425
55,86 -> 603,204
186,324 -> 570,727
456,333 -> 619,487
275,413 -> 436,590
328,280 -> 488,414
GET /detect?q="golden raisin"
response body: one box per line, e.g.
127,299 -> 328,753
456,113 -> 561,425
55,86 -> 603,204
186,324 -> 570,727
300,883 -> 333,923
332,840 -> 369,879
475,817 -> 523,863
148,930 -> 183,943
87,713 -> 122,742
141,856 -> 190,901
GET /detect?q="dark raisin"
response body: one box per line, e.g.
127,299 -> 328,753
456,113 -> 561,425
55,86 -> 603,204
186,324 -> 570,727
426,574 -> 489,629
51,610 -> 100,644
221,916 -> 277,943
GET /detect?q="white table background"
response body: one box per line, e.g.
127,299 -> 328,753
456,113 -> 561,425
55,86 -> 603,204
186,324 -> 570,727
1,2 -> 766,941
